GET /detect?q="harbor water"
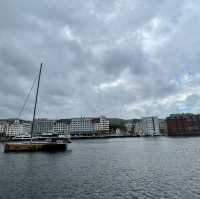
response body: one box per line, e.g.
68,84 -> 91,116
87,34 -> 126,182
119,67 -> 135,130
0,137 -> 200,199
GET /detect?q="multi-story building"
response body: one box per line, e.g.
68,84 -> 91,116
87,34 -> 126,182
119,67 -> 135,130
69,118 -> 95,135
0,119 -> 31,137
134,120 -> 143,136
0,116 -> 110,137
125,120 -> 134,133
159,119 -> 168,135
33,118 -> 72,136
96,116 -> 109,133
31,116 -> 109,136
53,119 -> 71,135
167,113 -> 200,136
69,116 -> 109,136
141,117 -> 160,136
0,121 -> 7,137
33,118 -> 55,135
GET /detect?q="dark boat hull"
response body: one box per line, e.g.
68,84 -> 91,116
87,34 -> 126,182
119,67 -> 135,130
4,142 -> 67,152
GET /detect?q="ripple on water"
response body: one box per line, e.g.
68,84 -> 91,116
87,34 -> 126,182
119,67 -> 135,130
1,137 -> 200,199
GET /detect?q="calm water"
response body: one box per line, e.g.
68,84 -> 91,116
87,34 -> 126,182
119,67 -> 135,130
0,137 -> 200,199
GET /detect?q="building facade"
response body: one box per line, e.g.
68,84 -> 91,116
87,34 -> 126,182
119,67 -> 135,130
31,116 -> 109,136
159,119 -> 168,135
53,119 -> 71,135
33,119 -> 55,135
96,116 -> 109,133
69,117 -> 95,135
134,120 -> 143,136
69,116 -> 109,136
0,121 -> 7,137
141,117 -> 160,136
0,119 -> 31,137
167,113 -> 200,136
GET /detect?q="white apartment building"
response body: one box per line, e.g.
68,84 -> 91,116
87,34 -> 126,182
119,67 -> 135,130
53,119 -> 70,135
125,121 -> 133,132
69,116 -> 109,136
0,117 -> 110,137
134,121 -> 143,136
0,119 -> 31,137
96,116 -> 109,132
33,119 -> 55,135
31,117 -> 109,136
141,117 -> 160,136
69,117 -> 96,135
0,121 -> 6,136
33,118 -> 71,135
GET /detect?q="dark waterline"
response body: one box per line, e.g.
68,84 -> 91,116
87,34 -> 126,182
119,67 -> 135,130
0,137 -> 200,199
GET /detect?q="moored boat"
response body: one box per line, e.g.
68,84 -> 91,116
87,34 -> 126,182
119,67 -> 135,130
4,63 -> 68,152
4,142 -> 67,152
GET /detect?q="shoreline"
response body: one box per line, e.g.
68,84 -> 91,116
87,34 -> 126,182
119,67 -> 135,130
70,135 -> 138,140
2,134 -> 200,142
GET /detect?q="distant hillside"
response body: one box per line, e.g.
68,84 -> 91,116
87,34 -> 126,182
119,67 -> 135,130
108,118 -> 127,130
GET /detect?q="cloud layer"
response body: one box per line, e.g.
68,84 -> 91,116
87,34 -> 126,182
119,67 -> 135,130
1,0 -> 200,119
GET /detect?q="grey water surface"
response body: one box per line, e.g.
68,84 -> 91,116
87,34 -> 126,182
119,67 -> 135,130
0,137 -> 200,199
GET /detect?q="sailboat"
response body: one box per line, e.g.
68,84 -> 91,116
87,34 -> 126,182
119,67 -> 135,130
4,63 -> 67,152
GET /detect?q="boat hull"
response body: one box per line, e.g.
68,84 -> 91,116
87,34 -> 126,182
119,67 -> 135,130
4,142 -> 67,152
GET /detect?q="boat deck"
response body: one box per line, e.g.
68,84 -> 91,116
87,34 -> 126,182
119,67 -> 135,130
4,142 -> 67,152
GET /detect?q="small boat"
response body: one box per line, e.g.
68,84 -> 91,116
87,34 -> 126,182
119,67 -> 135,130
4,63 -> 68,152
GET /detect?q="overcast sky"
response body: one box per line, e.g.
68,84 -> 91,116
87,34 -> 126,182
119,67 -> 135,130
0,0 -> 200,119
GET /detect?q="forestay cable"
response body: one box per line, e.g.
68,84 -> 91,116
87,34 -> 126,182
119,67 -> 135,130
17,73 -> 38,119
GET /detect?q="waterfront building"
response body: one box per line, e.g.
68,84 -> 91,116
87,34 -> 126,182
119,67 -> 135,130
141,117 -> 160,136
69,117 -> 95,136
159,119 -> 168,135
0,121 -> 7,136
96,116 -> 109,133
69,116 -> 109,136
0,119 -> 31,137
33,118 -> 71,136
53,119 -> 71,135
125,121 -> 134,133
31,117 -> 109,136
167,113 -> 200,136
134,120 -> 143,136
33,118 -> 55,135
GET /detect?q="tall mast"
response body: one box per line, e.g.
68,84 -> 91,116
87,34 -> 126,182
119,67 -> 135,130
30,63 -> 43,143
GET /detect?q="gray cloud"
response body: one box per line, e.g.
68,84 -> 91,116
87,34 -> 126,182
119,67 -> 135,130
0,0 -> 200,119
